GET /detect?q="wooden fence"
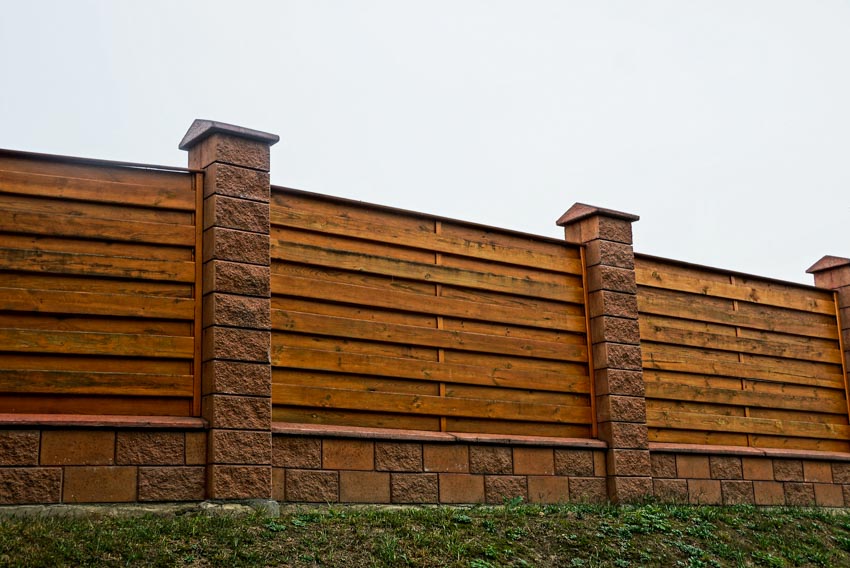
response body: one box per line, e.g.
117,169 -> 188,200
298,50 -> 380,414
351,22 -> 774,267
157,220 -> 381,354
637,254 -> 850,452
0,151 -> 201,417
269,188 -> 594,437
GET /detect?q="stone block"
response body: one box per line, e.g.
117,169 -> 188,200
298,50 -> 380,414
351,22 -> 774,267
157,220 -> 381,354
596,395 -> 646,423
438,474 -> 485,504
138,467 -> 205,501
597,422 -> 649,450
485,476 -> 528,504
285,469 -> 338,502
0,430 -> 39,466
203,163 -> 270,201
190,134 -> 271,172
588,290 -> 638,319
754,481 -> 785,506
587,265 -> 637,294
590,316 -> 640,345
568,477 -> 608,503
375,442 -> 422,472
322,439 -> 374,471
339,471 -> 389,503
607,449 -> 651,477
609,476 -> 653,503
833,462 -> 850,483
803,461 -> 833,483
391,473 -> 438,503
653,479 -> 688,503
721,480 -> 754,505
814,483 -> 845,507
41,431 -> 115,466
742,458 -> 774,481
469,446 -> 512,474
207,465 -> 271,500
592,343 -> 642,371
554,450 -> 594,476
116,432 -> 184,466
204,195 -> 270,233
0,468 -> 61,504
185,432 -> 207,465
210,430 -> 272,464
202,395 -> 271,430
584,240 -> 635,269
687,479 -> 721,505
528,476 -> 570,504
710,456 -> 743,480
202,327 -> 270,363
203,294 -> 271,330
651,454 -> 676,478
202,360 -> 271,397
272,468 -> 285,501
773,460 -> 804,482
676,455 -> 710,479
204,260 -> 270,297
273,437 -> 321,469
595,369 -> 645,397
784,482 -> 815,506
63,466 -> 137,503
203,228 -> 269,266
513,448 -> 554,475
423,444 -> 468,473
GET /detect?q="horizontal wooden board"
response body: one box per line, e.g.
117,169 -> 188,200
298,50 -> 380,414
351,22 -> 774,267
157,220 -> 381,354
271,273 -> 582,332
272,260 -> 437,296
0,313 -> 191,336
0,394 -> 192,416
271,344 -> 591,394
278,333 -> 439,362
273,369 -> 439,396
0,233 -> 194,262
444,418 -> 591,438
747,435 -> 850,453
273,406 -> 441,431
272,384 -> 592,424
646,409 -> 850,440
0,248 -> 195,282
644,369 -> 846,399
444,384 -> 588,408
273,311 -> 587,361
0,329 -> 193,359
0,287 -> 194,320
0,273 -> 194,299
0,369 -> 192,397
648,428 -> 750,447
441,318 -> 586,345
441,284 -> 585,317
635,260 -> 835,314
0,353 -> 191,375
0,168 -> 194,210
272,241 -> 583,303
646,381 -> 847,414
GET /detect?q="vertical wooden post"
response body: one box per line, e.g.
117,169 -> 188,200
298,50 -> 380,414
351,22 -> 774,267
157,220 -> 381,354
180,120 -> 279,502
557,203 -> 652,503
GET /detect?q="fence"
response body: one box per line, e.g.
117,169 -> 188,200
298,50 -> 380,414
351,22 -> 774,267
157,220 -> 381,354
2,119 -> 850,507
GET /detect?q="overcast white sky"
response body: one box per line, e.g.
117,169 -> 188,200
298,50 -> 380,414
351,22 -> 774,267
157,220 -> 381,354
2,1 -> 849,284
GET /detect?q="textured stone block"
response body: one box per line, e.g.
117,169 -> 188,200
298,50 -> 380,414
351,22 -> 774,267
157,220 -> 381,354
688,479 -> 721,505
391,473 -> 438,503
742,458 -> 774,481
784,482 -> 815,506
202,360 -> 271,397
0,468 -> 61,504
595,369 -> 645,397
528,476 -> 569,504
584,240 -> 635,269
273,437 -> 321,469
439,473 -> 485,503
710,456 -> 743,480
568,477 -> 608,503
721,480 -> 754,505
593,343 -> 642,371
588,290 -> 638,319
203,228 -> 269,266
202,328 -> 270,363
562,215 -> 634,245
590,316 -> 640,345
423,444 -> 468,473
754,481 -> 785,506
607,450 -> 651,477
609,476 -> 652,503
185,432 -> 207,465
116,432 -> 184,465
803,461 -> 833,483
323,439 -> 374,471
375,443 -> 422,472
676,455 -> 710,479
204,260 -> 270,297
554,450 -> 594,476
285,469 -> 338,502
596,395 -> 646,424
204,195 -> 269,233
469,446 -> 512,474
202,395 -> 271,430
203,294 -> 271,330
339,471 -> 389,503
208,465 -> 271,499
139,467 -> 205,501
203,163 -> 271,201
513,448 -> 554,475
651,454 -> 676,478
190,134 -> 271,172
210,430 -> 272,464
597,422 -> 648,450
653,479 -> 688,503
485,476 -> 528,504
0,430 -> 39,466
834,462 -> 850,483
41,431 -> 115,466
587,265 -> 637,294
774,460 -> 804,482
64,466 -> 137,503
814,483 -> 844,507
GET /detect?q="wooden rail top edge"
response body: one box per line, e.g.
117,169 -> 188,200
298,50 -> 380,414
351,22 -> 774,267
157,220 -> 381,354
649,442 -> 850,462
271,422 -> 608,448
0,414 -> 208,430
0,147 -> 203,174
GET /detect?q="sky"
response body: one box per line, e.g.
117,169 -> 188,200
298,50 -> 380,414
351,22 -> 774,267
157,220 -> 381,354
2,1 -> 849,284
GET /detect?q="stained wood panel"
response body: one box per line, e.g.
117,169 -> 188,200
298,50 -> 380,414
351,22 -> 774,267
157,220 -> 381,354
0,152 -> 200,417
270,187 -> 592,436
638,255 -> 849,452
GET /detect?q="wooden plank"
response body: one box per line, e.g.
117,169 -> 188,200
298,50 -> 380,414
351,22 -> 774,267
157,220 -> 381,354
276,333 -> 439,361
0,369 -> 193,397
645,382 -> 848,414
0,169 -> 195,210
638,286 -> 839,339
644,369 -> 846,399
271,345 -> 591,394
0,287 -> 194,320
748,435 -> 850,453
275,296 -> 439,329
0,354 -> 190,375
444,418 -> 591,438
646,399 -> 745,418
271,273 -> 584,332
445,384 -> 589,408
273,406 -> 441,431
648,428 -> 749,447
0,234 -> 194,262
640,320 -> 842,363
0,192 -> 193,226
0,248 -> 195,282
441,285 -> 585,316
272,260 -> 437,296
444,350 -> 589,377
272,242 -> 583,303
0,329 -> 194,359
272,384 -> 593,423
442,318 -> 587,345
635,261 -> 835,314
646,409 -> 850,440
273,369 -> 440,396
272,310 -> 588,361
273,225 -> 438,264
2,209 -> 195,246
0,313 -> 191,336
748,407 -> 848,425
0,273 -> 194,298
0,394 -> 192,416
441,253 -> 582,288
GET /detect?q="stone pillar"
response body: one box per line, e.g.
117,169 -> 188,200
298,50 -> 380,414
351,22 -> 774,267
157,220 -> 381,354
179,120 -> 279,501
557,203 -> 652,503
807,255 -> 850,385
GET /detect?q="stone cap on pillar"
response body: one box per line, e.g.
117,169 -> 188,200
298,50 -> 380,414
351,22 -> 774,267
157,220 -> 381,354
178,119 -> 280,151
806,255 -> 850,275
806,255 -> 850,290
557,203 -> 639,245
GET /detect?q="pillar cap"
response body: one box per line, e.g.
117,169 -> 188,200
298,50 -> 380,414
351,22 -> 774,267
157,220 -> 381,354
556,203 -> 639,227
179,119 -> 280,151
806,255 -> 850,274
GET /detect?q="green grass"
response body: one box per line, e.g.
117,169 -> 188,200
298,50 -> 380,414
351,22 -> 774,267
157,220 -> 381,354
0,503 -> 848,567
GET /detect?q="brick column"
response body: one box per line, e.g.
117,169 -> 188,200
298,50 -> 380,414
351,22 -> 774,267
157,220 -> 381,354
557,203 -> 652,503
179,120 -> 279,501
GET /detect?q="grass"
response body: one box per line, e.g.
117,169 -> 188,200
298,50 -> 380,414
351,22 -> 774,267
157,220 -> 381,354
0,502 -> 849,567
